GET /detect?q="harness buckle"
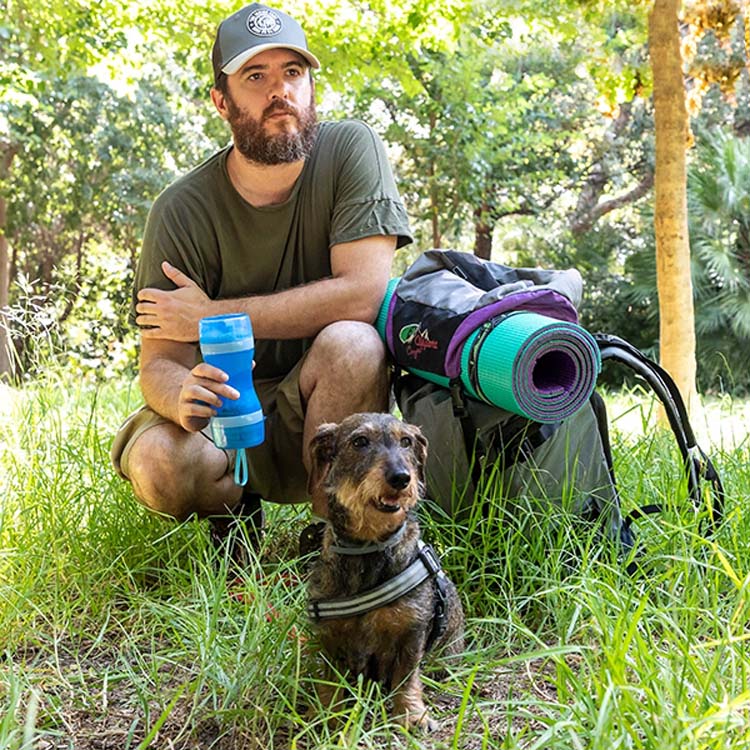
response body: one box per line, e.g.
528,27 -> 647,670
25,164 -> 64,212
418,543 -> 442,577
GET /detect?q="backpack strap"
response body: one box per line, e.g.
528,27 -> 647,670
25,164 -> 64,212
594,333 -> 724,534
588,390 -> 619,494
449,378 -> 486,487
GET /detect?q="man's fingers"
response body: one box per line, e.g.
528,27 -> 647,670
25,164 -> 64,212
135,310 -> 159,327
183,400 -> 218,419
191,381 -> 240,402
162,261 -> 197,288
209,381 -> 241,401
191,362 -> 229,382
181,383 -> 223,409
187,365 -> 240,400
136,288 -> 166,303
135,300 -> 163,315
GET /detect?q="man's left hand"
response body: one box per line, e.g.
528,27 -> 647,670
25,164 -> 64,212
135,261 -> 212,342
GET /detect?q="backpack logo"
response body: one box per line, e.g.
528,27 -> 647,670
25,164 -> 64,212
399,324 -> 439,359
247,8 -> 283,36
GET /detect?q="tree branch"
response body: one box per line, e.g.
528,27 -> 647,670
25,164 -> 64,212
570,170 -> 654,235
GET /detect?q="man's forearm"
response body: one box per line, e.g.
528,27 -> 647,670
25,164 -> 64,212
136,237 -> 396,343
212,275 -> 382,340
139,355 -> 190,424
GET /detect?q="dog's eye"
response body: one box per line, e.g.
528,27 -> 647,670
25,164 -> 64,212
351,435 -> 370,449
400,436 -> 413,448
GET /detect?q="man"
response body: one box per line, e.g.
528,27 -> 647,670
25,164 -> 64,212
111,3 -> 412,558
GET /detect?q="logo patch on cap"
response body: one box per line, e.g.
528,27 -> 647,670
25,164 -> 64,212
246,8 -> 283,37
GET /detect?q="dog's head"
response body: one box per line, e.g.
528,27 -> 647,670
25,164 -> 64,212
308,413 -> 428,541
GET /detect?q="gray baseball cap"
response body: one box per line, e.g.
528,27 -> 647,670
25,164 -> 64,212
212,3 -> 321,83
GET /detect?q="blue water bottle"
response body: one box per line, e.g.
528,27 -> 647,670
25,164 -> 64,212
199,313 -> 265,486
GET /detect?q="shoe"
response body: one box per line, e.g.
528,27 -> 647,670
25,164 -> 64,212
209,492 -> 265,572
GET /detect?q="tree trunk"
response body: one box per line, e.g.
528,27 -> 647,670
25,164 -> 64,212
0,143 -> 17,382
428,112 -> 441,248
649,0 -> 699,415
474,203 -> 493,260
430,178 -> 441,248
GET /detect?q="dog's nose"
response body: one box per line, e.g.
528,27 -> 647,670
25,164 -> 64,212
386,469 -> 411,491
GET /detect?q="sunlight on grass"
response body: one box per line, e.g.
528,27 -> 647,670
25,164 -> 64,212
605,385 -> 750,451
1,375 -> 749,749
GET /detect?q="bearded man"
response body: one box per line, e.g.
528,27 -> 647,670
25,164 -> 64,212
111,3 -> 412,563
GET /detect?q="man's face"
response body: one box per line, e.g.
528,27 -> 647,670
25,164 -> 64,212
217,48 -> 318,165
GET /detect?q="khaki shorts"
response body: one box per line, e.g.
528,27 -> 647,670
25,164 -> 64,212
111,356 -> 309,504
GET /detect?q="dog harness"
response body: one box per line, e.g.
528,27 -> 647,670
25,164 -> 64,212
307,538 -> 450,650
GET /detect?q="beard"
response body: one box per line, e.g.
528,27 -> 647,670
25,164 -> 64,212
225,93 -> 319,165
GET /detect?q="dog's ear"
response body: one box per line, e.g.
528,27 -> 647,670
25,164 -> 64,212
407,424 -> 428,485
307,422 -> 339,495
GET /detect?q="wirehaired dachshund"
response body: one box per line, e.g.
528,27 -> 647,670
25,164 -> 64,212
306,412 -> 464,731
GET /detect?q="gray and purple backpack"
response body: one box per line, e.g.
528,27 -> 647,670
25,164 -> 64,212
375,250 -> 724,563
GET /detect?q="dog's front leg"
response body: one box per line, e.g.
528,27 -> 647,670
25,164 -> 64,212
391,648 -> 436,732
312,661 -> 349,728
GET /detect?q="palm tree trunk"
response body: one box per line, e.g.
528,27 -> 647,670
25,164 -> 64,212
649,0 -> 699,415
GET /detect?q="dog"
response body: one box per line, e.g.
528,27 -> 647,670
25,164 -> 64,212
306,412 -> 464,731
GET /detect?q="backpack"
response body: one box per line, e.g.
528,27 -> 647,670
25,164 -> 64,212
377,250 -> 725,557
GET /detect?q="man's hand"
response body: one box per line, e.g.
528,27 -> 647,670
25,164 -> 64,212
136,261 -> 213,342
177,362 -> 239,433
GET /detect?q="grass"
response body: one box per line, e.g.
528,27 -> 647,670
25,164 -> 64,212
1,373 -> 749,749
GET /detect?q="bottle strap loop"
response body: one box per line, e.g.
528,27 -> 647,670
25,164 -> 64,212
234,448 -> 249,487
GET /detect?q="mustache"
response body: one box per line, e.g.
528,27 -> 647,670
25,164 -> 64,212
263,100 -> 299,120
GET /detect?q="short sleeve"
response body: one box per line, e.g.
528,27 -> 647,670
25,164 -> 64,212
328,122 -> 413,250
129,191 -> 218,325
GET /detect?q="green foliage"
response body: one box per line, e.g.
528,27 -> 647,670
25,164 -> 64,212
2,1 -> 129,91
1,1 -> 229,381
2,64 -> 217,380
579,6 -> 650,104
291,0 -> 604,250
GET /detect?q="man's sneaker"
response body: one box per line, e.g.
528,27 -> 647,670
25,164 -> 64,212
209,492 -> 265,571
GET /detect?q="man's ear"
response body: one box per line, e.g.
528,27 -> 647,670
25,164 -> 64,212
307,422 -> 338,495
210,87 -> 230,121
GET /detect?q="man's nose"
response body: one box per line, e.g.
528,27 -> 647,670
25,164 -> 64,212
268,75 -> 291,100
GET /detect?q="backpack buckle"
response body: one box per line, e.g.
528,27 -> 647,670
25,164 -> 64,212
449,378 -> 467,418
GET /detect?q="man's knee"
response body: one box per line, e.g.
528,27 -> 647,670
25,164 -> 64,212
301,321 -> 388,414
126,426 -> 235,520
309,321 -> 385,377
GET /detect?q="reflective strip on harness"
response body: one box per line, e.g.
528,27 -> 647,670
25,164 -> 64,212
308,541 -> 443,621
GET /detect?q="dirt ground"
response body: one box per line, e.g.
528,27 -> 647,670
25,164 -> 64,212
4,640 -> 567,749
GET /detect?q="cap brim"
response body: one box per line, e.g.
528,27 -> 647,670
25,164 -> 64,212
222,44 -> 321,74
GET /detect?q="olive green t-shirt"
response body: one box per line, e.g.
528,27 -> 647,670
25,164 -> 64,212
133,119 -> 413,378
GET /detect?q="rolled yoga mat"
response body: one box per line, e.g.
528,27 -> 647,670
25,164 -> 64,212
376,277 -> 601,423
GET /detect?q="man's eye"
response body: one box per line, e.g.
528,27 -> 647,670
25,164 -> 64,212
352,436 -> 370,449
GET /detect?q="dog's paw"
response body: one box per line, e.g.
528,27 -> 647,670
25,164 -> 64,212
398,708 -> 438,733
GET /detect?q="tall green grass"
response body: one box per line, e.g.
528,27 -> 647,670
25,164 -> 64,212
1,375 -> 749,749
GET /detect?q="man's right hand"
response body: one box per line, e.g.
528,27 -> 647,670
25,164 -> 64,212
178,362 -> 239,433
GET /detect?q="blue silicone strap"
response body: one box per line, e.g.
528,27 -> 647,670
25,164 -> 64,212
234,448 -> 249,487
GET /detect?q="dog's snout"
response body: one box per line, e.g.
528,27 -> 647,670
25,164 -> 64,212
386,468 -> 411,491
